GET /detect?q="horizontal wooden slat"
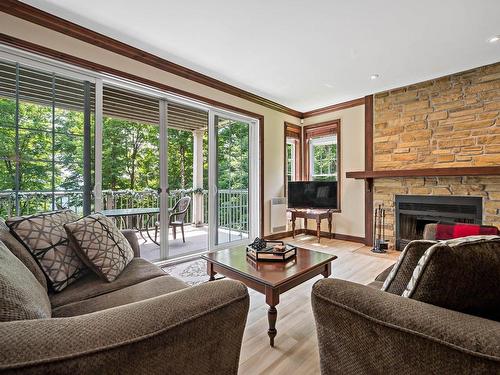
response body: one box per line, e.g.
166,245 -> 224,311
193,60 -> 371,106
0,61 -> 205,131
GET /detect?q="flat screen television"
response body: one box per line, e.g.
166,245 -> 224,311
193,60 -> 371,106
288,181 -> 338,209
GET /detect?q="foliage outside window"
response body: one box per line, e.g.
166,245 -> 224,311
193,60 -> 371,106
216,118 -> 249,190
310,135 -> 337,181
0,61 -> 94,217
286,139 -> 296,182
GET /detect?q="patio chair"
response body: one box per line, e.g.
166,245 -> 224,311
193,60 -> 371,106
154,196 -> 192,243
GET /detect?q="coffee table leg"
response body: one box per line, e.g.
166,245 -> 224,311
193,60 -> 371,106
207,262 -> 216,281
267,306 -> 277,347
265,287 -> 279,347
328,215 -> 333,239
322,262 -> 332,278
317,218 -> 321,243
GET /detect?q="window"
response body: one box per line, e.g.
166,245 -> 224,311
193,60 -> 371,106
309,135 -> 337,181
304,119 -> 341,209
283,122 -> 302,194
286,139 -> 296,182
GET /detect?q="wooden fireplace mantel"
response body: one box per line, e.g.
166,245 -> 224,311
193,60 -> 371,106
346,166 -> 500,192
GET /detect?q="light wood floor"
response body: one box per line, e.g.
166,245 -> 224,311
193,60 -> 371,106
238,234 -> 399,375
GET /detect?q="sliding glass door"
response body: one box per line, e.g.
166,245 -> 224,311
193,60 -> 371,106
166,101 -> 209,258
0,48 -> 261,261
99,83 -> 162,261
209,111 -> 259,248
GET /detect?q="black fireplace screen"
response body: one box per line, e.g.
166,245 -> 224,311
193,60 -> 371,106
395,195 -> 482,250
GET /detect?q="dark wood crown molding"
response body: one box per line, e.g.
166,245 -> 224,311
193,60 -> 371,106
0,33 -> 266,121
302,97 -> 365,118
364,95 -> 374,246
0,0 -> 302,118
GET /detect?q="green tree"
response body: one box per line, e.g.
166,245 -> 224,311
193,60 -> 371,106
312,143 -> 337,181
216,119 -> 249,190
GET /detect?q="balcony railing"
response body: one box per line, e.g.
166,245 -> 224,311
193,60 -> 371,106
0,189 -> 248,235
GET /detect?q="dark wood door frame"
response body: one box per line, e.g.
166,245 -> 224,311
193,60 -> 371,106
283,122 -> 302,196
364,95 -> 374,246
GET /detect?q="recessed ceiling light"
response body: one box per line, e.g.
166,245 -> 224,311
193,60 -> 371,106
489,35 -> 500,43
370,74 -> 380,80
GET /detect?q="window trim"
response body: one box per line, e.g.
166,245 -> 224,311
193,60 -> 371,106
303,119 -> 341,211
283,122 -> 302,195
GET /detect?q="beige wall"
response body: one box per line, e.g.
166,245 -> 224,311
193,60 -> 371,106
303,106 -> 366,238
0,12 -> 301,236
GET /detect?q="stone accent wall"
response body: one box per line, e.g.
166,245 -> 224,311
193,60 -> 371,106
372,62 -> 500,247
374,62 -> 500,170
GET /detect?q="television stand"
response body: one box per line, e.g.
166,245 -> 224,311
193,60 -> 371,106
288,208 -> 333,243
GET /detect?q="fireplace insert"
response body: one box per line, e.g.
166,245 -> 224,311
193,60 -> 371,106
395,195 -> 482,250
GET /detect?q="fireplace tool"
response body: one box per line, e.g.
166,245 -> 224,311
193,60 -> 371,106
372,204 -> 389,253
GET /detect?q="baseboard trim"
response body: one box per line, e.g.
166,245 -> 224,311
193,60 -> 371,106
332,233 -> 366,244
265,230 -> 365,244
264,230 -> 299,240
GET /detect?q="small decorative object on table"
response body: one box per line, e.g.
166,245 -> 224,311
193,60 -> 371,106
246,237 -> 297,262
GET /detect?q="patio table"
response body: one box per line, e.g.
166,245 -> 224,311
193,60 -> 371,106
99,207 -> 161,245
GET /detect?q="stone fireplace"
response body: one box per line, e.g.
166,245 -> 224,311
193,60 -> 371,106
371,62 -> 500,249
394,194 -> 482,250
373,176 -> 500,249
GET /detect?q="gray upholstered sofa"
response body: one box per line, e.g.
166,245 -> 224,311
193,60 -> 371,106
312,236 -> 500,374
0,221 -> 249,375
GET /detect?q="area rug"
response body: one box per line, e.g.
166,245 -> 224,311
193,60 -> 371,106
162,258 -> 212,286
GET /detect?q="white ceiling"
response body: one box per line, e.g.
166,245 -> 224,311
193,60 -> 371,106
22,0 -> 500,112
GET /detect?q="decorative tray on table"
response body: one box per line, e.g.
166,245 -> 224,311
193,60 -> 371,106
246,237 -> 297,262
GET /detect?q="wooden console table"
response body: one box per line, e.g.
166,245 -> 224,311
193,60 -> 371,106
288,208 -> 333,243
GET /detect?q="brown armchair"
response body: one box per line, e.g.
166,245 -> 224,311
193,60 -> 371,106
154,196 -> 192,243
312,237 -> 500,374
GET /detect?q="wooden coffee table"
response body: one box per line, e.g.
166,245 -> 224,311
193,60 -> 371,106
202,246 -> 337,347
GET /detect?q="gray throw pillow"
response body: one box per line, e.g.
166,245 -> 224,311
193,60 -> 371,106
65,213 -> 134,282
0,240 -> 51,321
381,240 -> 436,295
402,236 -> 500,321
6,210 -> 87,292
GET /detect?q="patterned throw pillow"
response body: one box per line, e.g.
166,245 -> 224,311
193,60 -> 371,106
402,235 -> 500,321
6,210 -> 87,292
381,240 -> 436,295
65,213 -> 134,282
